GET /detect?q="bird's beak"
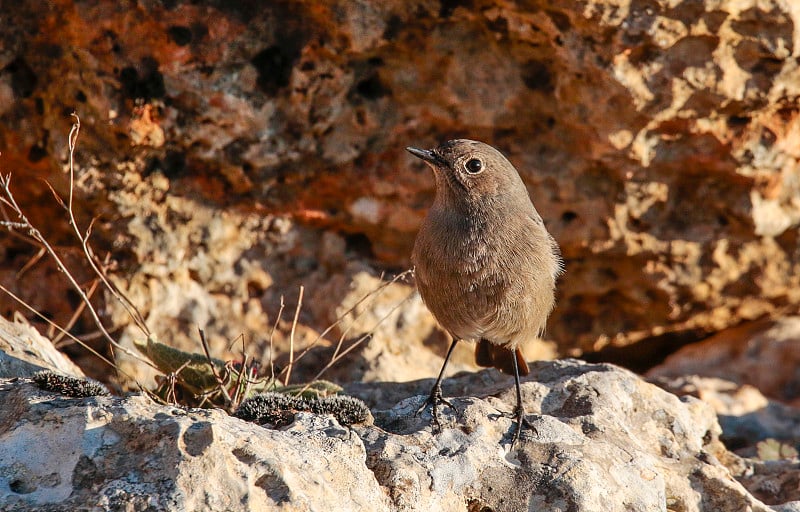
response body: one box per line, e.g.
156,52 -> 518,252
406,146 -> 442,166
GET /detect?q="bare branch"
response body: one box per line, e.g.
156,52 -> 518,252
43,179 -> 66,210
68,112 -> 80,214
61,115 -> 151,337
0,154 -> 154,369
52,278 -> 100,346
0,221 -> 28,229
16,246 -> 46,279
0,283 -> 142,385
298,287 -> 415,395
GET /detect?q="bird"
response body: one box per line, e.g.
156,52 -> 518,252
406,139 -> 562,445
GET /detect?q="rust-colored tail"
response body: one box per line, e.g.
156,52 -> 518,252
474,339 -> 530,376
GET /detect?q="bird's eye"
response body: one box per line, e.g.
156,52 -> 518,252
465,158 -> 483,174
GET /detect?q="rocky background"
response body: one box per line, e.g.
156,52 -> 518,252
2,0 -> 800,510
1,0 -> 800,417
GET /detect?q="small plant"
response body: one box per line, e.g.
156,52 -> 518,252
32,370 -> 110,398
136,334 -> 343,410
235,392 -> 370,427
756,438 -> 798,461
2,112 -> 403,422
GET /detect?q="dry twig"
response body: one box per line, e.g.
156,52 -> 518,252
267,296 -> 285,382
0,114 -> 155,373
51,277 -> 100,345
299,283 -> 415,394
0,173 -> 153,368
282,269 -> 414,376
283,285 -> 304,386
198,327 -> 233,407
0,283 -> 139,384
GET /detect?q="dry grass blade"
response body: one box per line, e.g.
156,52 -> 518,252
51,277 -> 99,345
16,246 -> 46,279
230,354 -> 249,407
297,286 -> 415,395
267,296 -> 285,382
283,285 -> 304,386
198,327 -> 233,408
284,269 -> 414,374
67,113 -> 80,213
0,283 -> 143,388
0,173 -> 154,369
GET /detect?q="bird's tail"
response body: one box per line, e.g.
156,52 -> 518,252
474,339 -> 530,376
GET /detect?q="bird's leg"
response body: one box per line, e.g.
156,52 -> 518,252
417,338 -> 459,432
510,351 -> 535,447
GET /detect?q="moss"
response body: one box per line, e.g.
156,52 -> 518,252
235,392 -> 371,427
234,392 -> 306,427
309,395 -> 370,425
32,370 -> 110,398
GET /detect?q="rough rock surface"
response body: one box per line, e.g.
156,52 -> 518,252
0,313 -> 84,378
3,0 -> 800,373
0,359 -> 789,512
648,317 -> 800,405
652,374 -> 800,452
0,382 -> 390,512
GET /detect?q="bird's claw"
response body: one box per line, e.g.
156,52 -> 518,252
416,385 -> 456,433
509,404 -> 536,447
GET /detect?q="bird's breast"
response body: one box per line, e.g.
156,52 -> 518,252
413,208 -> 555,343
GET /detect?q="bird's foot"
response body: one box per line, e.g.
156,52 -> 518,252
416,384 -> 456,433
495,404 -> 537,448
512,404 -> 535,447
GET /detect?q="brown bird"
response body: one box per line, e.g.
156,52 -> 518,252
407,139 -> 562,445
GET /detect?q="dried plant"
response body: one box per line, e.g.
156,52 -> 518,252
1,112 -> 410,420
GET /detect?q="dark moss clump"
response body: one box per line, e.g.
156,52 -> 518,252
32,371 -> 110,398
234,392 -> 305,427
308,395 -> 371,426
235,392 -> 371,427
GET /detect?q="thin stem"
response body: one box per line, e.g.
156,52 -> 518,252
267,296 -> 285,383
0,174 -> 154,368
283,285 -> 304,386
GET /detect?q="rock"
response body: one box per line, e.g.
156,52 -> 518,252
651,375 -> 800,456
648,317 -> 800,403
647,317 -> 800,474
3,0 -> 800,369
0,380 -> 390,512
648,373 -> 800,505
301,264 -> 477,384
363,360 -> 775,512
728,457 -> 800,507
0,313 -> 84,378
0,359 -> 781,511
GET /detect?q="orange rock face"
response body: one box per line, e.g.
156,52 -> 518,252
1,1 -> 799,370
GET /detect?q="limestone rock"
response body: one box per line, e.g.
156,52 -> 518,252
648,317 -> 800,404
0,381 -> 390,512
362,360 -> 774,512
735,458 -> 800,508
652,374 -> 800,457
0,313 -> 84,378
0,360 -> 782,511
